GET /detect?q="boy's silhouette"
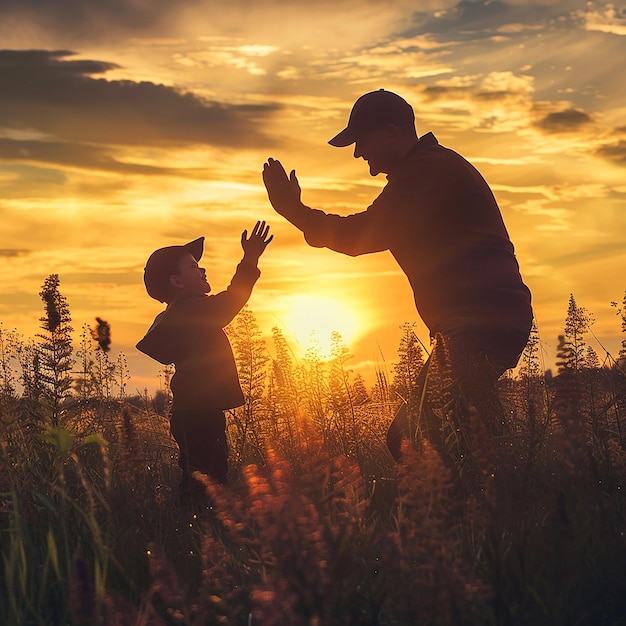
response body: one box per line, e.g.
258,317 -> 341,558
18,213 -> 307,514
136,221 -> 272,497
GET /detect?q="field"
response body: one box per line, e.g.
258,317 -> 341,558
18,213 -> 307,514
1,280 -> 626,625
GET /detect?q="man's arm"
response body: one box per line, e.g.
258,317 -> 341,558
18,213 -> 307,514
262,158 -> 388,255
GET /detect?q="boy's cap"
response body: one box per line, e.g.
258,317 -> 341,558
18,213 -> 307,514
328,89 -> 415,147
143,237 -> 204,303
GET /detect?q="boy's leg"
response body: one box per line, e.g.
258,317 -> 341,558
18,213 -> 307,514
170,409 -> 229,489
169,412 -> 191,491
198,409 -> 228,484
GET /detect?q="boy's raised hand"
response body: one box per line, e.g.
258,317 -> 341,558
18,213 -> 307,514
241,220 -> 273,261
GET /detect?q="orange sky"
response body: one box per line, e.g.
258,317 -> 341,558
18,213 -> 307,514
1,0 -> 626,392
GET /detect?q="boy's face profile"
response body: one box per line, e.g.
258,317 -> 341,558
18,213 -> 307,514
169,252 -> 211,298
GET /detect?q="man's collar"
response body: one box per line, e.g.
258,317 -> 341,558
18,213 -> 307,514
412,132 -> 438,151
387,132 -> 438,180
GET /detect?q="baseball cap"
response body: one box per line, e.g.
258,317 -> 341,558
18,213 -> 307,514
143,237 -> 204,303
328,89 -> 415,147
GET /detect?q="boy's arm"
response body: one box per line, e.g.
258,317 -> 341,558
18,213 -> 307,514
208,221 -> 273,326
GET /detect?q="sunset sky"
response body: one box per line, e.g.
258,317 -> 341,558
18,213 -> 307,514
1,0 -> 625,393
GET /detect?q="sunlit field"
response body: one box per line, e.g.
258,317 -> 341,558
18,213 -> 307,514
1,276 -> 626,625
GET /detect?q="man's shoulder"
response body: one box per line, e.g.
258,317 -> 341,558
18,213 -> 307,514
418,131 -> 439,146
413,132 -> 458,163
391,133 -> 465,180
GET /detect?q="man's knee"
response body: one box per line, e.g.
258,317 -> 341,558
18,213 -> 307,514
386,404 -> 408,461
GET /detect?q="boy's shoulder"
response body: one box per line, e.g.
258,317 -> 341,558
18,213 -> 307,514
136,309 -> 175,364
163,294 -> 230,326
168,294 -> 212,314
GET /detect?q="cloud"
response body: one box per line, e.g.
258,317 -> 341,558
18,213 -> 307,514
174,38 -> 279,76
0,249 -> 31,258
0,0 -> 441,54
0,0 -> 202,43
402,0 -> 574,42
0,49 -> 278,150
420,71 -> 534,102
0,138 -> 204,176
533,107 -> 594,133
596,139 -> 626,165
412,70 -> 535,132
594,126 -> 626,166
427,0 -> 514,36
578,3 -> 626,36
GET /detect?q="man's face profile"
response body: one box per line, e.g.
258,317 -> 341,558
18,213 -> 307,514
353,126 -> 398,176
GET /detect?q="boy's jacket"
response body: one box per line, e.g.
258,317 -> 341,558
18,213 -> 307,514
136,260 -> 260,411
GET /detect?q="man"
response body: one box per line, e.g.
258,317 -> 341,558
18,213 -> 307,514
262,89 -> 532,462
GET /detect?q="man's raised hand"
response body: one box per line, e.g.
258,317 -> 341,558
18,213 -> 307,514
262,158 -> 302,216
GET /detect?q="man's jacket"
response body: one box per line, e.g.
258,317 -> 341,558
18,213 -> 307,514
297,133 -> 533,337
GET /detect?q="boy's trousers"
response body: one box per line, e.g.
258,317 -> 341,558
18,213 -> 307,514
170,408 -> 228,488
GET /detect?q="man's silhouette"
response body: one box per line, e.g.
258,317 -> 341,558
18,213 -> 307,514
263,89 -> 532,461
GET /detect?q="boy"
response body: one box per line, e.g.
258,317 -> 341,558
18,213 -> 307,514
136,221 -> 272,496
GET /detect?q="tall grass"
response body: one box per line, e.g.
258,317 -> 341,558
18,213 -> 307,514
3,377 -> 626,624
2,306 -> 626,624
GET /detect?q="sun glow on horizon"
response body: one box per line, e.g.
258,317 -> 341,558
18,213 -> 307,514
278,293 -> 363,357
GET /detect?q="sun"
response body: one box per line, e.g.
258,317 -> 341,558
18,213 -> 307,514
280,293 -> 362,357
